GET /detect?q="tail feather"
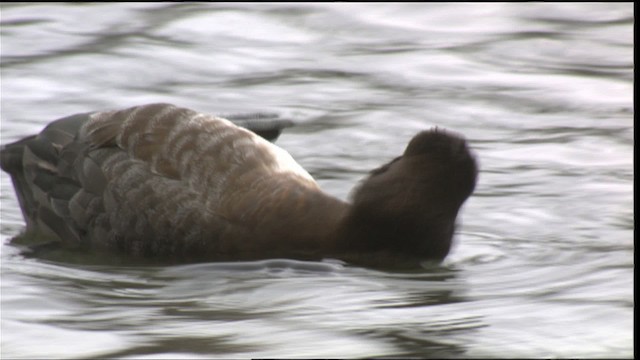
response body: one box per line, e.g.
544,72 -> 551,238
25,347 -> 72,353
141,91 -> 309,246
224,112 -> 293,141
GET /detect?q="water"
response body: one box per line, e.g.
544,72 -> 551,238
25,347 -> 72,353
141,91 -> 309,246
0,3 -> 633,358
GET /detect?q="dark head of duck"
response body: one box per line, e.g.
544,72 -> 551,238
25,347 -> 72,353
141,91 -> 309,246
335,128 -> 478,268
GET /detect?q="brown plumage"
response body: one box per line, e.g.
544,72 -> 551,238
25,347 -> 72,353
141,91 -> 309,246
1,103 -> 478,268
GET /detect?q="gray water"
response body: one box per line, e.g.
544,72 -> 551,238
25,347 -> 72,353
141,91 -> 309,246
0,3 -> 633,359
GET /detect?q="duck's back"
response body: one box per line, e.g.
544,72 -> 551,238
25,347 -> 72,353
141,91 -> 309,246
1,103 -> 322,260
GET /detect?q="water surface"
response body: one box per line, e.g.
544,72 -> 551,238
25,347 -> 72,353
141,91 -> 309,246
0,3 -> 633,358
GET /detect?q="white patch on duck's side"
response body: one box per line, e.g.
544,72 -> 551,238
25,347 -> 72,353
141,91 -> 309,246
188,115 -> 316,185
240,127 -> 317,186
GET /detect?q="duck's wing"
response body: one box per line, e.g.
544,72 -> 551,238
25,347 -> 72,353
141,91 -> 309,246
1,112 -> 92,246
0,103 -> 308,259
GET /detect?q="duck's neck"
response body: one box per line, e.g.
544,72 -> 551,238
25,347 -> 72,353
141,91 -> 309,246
237,178 -> 350,258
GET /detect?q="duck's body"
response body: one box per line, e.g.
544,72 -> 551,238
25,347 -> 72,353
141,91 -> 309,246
1,103 -> 477,267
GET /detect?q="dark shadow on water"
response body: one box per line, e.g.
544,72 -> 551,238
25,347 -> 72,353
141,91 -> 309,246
88,335 -> 264,360
9,230 -> 465,275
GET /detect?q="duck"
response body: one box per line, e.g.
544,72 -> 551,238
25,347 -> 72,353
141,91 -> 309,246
0,103 -> 478,268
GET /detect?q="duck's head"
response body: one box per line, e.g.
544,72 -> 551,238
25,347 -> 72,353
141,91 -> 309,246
343,128 -> 478,264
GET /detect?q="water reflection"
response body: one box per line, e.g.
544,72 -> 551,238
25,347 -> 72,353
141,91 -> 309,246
4,254 -> 483,358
